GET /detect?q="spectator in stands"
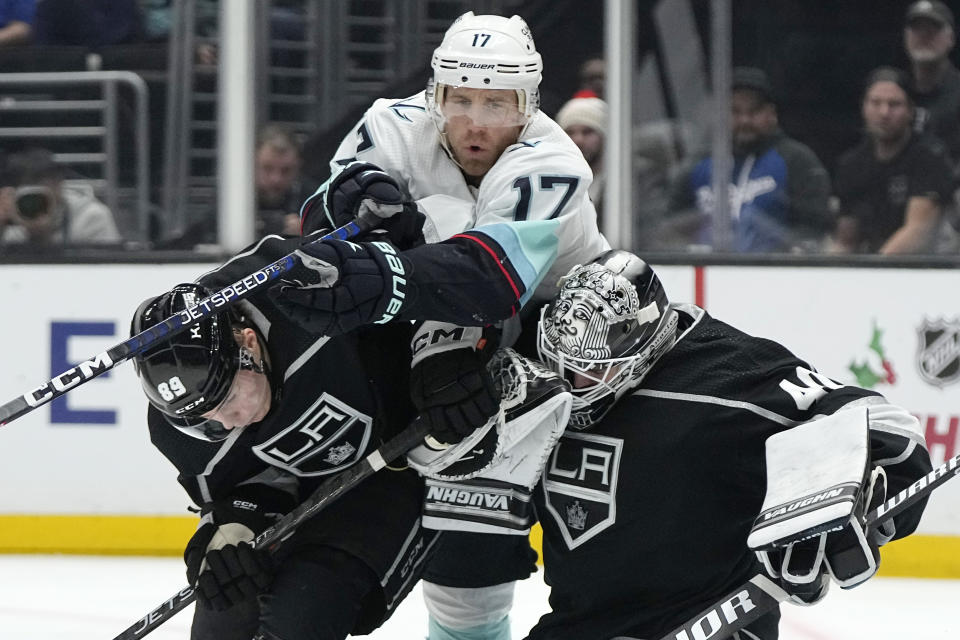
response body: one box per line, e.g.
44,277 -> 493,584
667,67 -> 832,253
0,0 -> 34,46
34,0 -> 142,47
831,66 -> 953,254
254,123 -> 311,236
154,123 -> 309,249
0,147 -> 120,246
556,97 -> 607,223
572,56 -> 605,99
904,0 -> 960,173
139,0 -> 217,43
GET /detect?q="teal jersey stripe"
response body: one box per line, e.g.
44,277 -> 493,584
470,219 -> 560,307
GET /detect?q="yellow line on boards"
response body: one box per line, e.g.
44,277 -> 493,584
1,516 -> 958,579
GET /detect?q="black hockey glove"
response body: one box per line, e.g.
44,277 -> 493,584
410,322 -> 501,445
270,238 -> 412,336
822,465 -> 890,588
301,161 -> 426,249
184,487 -> 291,611
757,466 -> 889,604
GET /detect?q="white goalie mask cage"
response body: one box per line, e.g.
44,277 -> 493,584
537,251 -> 678,429
426,12 -> 543,139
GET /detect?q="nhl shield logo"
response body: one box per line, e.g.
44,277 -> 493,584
916,318 -> 960,388
542,431 -> 622,550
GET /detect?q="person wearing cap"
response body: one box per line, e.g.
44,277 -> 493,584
667,66 -> 832,252
556,96 -> 607,222
832,66 -> 953,254
904,0 -> 960,174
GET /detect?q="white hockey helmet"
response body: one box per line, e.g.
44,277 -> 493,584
537,251 -> 679,429
427,12 -> 543,134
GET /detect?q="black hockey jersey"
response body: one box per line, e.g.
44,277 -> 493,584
527,303 -> 931,640
147,233 -> 417,508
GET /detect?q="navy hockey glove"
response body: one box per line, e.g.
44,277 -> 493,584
270,238 -> 411,336
410,322 -> 501,445
301,161 -> 426,249
185,488 -> 291,610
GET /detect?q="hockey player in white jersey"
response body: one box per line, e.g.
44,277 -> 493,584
294,11 -> 609,304
270,11 -> 609,640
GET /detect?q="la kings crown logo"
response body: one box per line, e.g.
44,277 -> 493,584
253,392 -> 371,476
916,317 -> 960,388
543,431 -> 622,549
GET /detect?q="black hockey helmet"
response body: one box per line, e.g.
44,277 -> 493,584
131,283 -> 241,441
537,250 -> 678,428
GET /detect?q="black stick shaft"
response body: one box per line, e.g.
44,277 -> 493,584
0,219 -> 370,427
111,419 -> 431,640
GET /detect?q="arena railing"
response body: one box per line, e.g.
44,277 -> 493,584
0,71 -> 150,245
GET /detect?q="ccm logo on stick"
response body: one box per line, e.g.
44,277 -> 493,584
25,351 -> 114,405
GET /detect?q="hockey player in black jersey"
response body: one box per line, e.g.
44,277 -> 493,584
520,250 -> 933,640
131,269 -> 435,640
128,157 -> 566,640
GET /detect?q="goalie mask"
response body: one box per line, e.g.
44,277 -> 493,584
131,283 -> 259,442
537,251 -> 678,429
427,12 -> 542,142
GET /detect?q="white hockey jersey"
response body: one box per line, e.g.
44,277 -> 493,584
328,90 -> 610,302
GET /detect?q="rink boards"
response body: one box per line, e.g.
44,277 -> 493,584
0,262 -> 957,578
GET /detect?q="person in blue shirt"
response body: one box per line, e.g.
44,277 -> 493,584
668,67 -> 833,253
0,0 -> 34,46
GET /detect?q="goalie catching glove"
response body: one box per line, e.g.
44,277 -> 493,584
185,486 -> 293,610
300,160 -> 425,248
747,407 -> 892,604
408,348 -> 572,535
269,237 -> 411,336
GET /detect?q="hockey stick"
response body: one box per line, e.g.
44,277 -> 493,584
611,450 -> 960,640
0,217 -> 375,427
111,418 -> 432,640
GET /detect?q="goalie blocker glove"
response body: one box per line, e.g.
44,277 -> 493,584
747,407 -> 890,604
300,160 -> 426,249
185,485 -> 294,610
